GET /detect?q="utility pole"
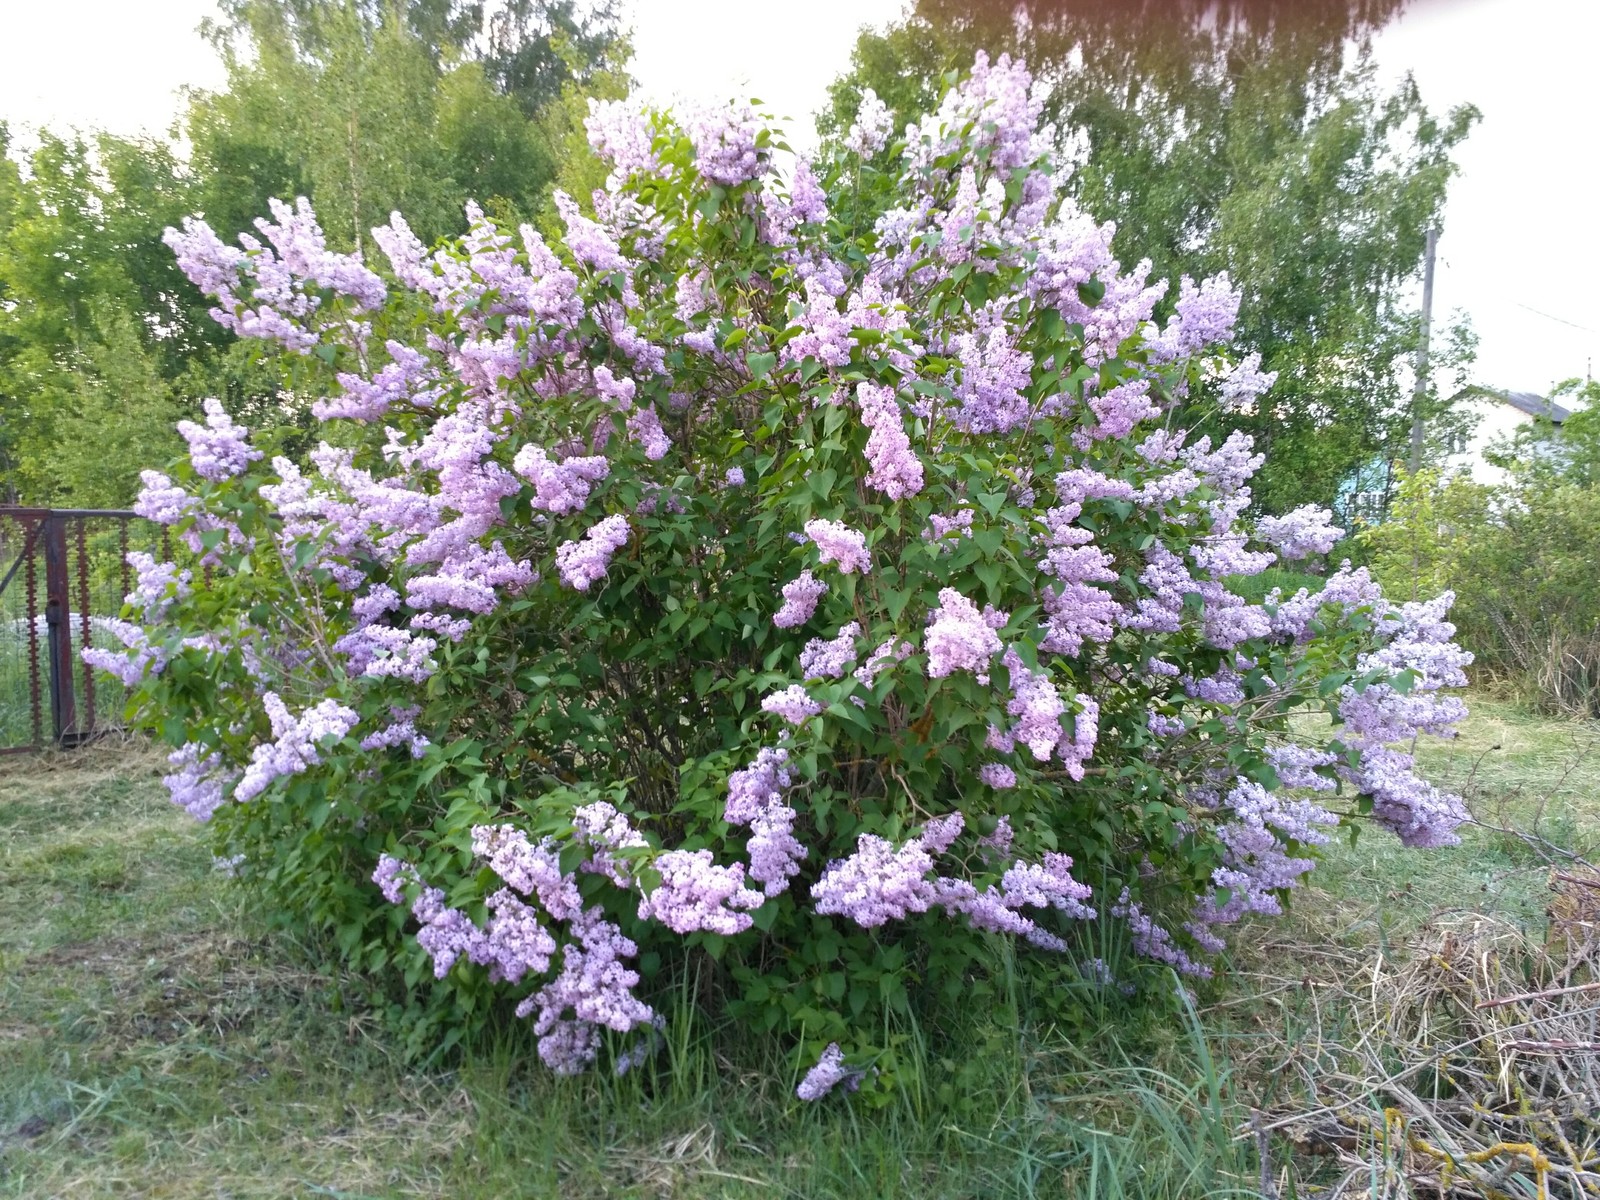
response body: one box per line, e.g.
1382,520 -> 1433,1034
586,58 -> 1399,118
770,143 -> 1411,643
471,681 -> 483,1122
1409,228 -> 1438,472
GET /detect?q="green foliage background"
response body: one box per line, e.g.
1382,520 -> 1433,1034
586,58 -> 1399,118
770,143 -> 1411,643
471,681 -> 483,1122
0,0 -> 625,509
822,0 -> 1479,513
1361,380 -> 1600,715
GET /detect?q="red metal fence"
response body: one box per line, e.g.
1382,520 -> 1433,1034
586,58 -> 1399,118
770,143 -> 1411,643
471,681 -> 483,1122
0,508 -> 175,752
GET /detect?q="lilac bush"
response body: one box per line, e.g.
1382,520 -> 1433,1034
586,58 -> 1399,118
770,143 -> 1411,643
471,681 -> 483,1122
90,53 -> 1471,1098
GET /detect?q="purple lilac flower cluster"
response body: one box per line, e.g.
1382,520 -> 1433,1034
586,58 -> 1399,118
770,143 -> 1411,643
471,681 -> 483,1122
803,519 -> 872,574
177,399 -> 263,481
234,693 -> 360,803
797,1043 -> 865,1101
924,589 -> 1004,682
773,571 -> 827,628
555,515 -> 631,591
77,49 -> 1480,1094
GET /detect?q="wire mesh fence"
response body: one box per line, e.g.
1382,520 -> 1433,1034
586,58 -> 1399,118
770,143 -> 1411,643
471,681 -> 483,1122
0,508 -> 184,752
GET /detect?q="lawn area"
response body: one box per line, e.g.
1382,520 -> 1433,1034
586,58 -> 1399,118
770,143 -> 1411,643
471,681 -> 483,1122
1,695 -> 1596,1198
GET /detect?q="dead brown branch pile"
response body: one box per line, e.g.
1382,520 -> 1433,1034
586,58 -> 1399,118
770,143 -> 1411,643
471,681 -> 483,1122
1237,875 -> 1600,1198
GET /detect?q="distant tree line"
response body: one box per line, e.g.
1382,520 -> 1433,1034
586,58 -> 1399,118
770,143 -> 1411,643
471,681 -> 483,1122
2,0 -> 1479,514
0,0 -> 624,507
821,0 -> 1479,513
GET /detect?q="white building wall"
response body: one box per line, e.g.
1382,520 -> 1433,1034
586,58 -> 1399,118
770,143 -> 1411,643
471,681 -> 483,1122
1441,396 -> 1536,487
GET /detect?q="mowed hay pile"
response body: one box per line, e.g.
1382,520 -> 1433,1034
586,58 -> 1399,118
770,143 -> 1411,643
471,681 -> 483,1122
1262,872 -> 1600,1198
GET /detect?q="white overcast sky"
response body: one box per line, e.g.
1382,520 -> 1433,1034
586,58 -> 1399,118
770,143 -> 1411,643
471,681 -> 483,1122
1,0 -> 1595,396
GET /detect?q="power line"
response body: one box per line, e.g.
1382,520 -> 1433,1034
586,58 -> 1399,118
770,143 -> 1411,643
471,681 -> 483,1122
1510,301 -> 1600,335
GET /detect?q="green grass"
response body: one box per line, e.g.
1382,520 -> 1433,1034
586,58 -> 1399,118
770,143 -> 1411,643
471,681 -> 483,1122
1283,694 -> 1600,941
1222,568 -> 1327,605
2,696 -> 1595,1198
0,742 -> 1260,1199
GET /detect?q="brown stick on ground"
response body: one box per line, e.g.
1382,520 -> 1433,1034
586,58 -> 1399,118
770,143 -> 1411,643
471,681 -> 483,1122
1475,978 -> 1600,1009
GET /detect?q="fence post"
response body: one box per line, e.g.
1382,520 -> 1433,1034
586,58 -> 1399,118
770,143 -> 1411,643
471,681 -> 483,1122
43,515 -> 78,745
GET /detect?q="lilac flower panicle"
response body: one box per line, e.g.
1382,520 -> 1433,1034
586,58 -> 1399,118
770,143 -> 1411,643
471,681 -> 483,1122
635,850 -> 764,935
234,693 -> 360,804
177,399 -> 263,481
857,383 -> 925,499
762,684 -> 824,726
162,743 -> 236,822
811,830 -> 944,927
585,97 -> 661,179
1256,505 -> 1342,560
803,519 -> 872,574
125,551 -> 192,619
774,570 -> 827,628
689,101 -> 766,187
924,589 -> 1004,682
799,622 -> 861,680
556,515 -> 631,591
978,763 -> 1017,789
797,1043 -> 864,1101
845,88 -> 895,157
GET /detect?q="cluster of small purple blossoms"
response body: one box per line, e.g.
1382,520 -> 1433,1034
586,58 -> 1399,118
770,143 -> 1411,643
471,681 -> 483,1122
812,813 -> 1095,951
234,693 -> 360,803
359,706 -> 431,758
688,100 -> 765,186
1336,594 -> 1473,848
636,850 -> 765,935
1150,273 -> 1242,362
1256,505 -> 1343,560
177,399 -> 263,481
724,747 -> 807,896
784,279 -> 855,368
926,509 -> 974,543
797,1043 -> 865,1101
1112,891 -> 1212,978
556,515 -> 631,591
522,908 -> 656,1074
761,684 -> 824,726
773,570 -> 827,628
1185,781 -> 1338,948
554,191 -> 629,273
978,763 -> 1017,789
937,853 -> 1096,951
132,470 -> 197,525
845,87 -> 895,157
79,618 -> 166,687
163,196 -> 384,353
584,97 -> 660,180
803,519 -> 872,574
812,830 -> 945,927
321,340 -> 438,422
853,637 -> 914,689
162,743 -> 235,821
857,383 -> 924,499
376,832 -> 659,1076
1000,649 -> 1066,760
799,623 -> 861,680
124,552 -> 191,619
924,589 -> 1005,682
571,801 -> 650,888
512,445 -> 609,515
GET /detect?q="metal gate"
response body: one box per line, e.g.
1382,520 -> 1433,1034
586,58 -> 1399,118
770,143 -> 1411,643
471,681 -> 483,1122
0,508 -> 172,752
